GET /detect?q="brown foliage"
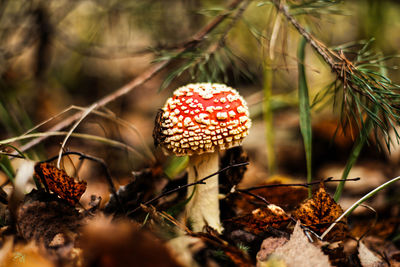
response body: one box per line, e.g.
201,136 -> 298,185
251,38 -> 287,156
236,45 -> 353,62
292,184 -> 347,242
227,204 -> 290,235
34,163 -> 87,205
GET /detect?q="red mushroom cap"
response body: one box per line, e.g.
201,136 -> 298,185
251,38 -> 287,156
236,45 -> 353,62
157,83 -> 251,156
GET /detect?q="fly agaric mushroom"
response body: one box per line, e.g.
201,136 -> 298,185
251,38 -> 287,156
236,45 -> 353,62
154,83 -> 251,232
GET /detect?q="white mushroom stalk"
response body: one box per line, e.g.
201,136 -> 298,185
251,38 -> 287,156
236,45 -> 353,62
154,83 -> 251,233
186,152 -> 221,232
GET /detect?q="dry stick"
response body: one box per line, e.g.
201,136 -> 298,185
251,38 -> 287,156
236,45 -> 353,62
18,0 -> 245,154
127,162 -> 249,216
242,177 -> 360,191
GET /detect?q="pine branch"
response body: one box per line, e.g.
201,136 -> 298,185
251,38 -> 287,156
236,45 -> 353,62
272,0 -> 400,149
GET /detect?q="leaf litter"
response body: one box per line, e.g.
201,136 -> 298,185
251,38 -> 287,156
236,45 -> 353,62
0,147 -> 399,267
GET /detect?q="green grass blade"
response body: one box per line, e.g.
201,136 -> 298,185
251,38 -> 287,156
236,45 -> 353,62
0,155 -> 15,183
164,156 -> 189,180
333,112 -> 375,201
297,37 -> 313,197
323,174 -> 400,240
263,57 -> 276,175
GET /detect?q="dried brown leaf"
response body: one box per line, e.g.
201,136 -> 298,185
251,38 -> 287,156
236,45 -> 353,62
35,163 -> 86,205
292,184 -> 347,241
259,221 -> 332,267
232,179 -> 308,214
358,241 -> 385,267
228,204 -> 290,235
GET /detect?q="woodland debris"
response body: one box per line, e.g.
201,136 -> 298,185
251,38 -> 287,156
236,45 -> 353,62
232,178 -> 309,214
292,183 -> 347,242
227,204 -> 290,235
257,221 -> 332,267
257,237 -> 288,262
34,162 -> 87,206
358,241 -> 385,267
0,239 -> 53,267
17,190 -> 82,248
167,236 -> 205,267
79,215 -> 182,267
104,165 -> 165,215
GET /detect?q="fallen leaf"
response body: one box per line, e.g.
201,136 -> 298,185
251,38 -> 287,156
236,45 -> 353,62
351,217 -> 400,240
228,204 -> 290,235
292,183 -> 347,241
257,237 -> 288,262
231,178 -> 308,215
35,162 -> 87,205
257,256 -> 287,267
258,221 -> 332,267
321,242 -> 349,267
358,241 -> 384,267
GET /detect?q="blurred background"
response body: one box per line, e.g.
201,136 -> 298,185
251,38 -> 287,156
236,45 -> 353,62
1,0 -> 400,208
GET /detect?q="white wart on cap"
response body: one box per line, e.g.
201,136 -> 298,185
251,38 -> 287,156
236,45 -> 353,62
159,83 -> 251,156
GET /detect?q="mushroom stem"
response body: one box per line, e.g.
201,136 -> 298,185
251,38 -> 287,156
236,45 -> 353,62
186,152 -> 223,233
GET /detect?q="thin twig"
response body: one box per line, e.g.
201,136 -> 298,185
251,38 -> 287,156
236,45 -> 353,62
127,162 -> 249,216
237,189 -> 270,205
241,177 -> 360,191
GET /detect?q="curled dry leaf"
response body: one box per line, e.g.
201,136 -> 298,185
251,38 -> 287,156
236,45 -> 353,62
292,183 -> 347,242
258,221 -> 332,267
358,241 -> 384,267
231,178 -> 308,215
227,204 -> 290,235
34,162 -> 87,205
257,237 -> 288,262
